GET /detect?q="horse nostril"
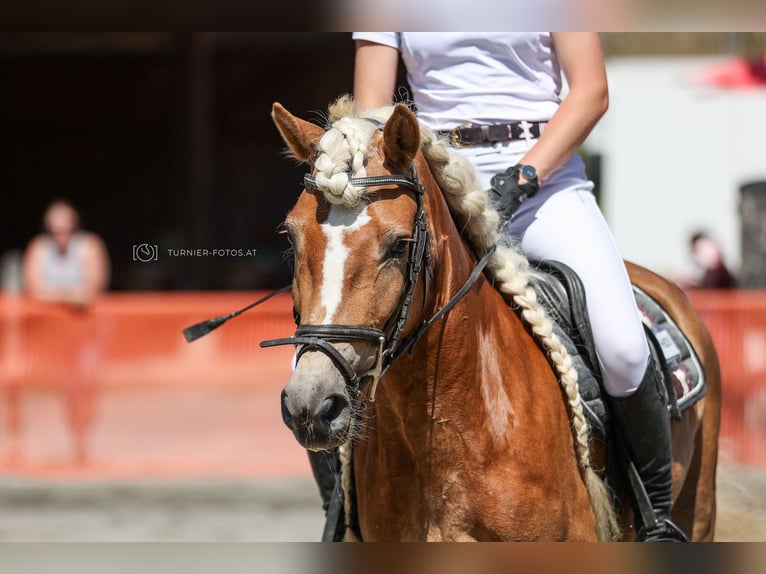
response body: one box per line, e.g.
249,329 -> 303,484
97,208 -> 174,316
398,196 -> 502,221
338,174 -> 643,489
318,394 -> 350,431
281,391 -> 293,428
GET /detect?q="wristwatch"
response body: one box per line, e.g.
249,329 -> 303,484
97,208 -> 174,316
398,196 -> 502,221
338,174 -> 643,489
516,164 -> 538,184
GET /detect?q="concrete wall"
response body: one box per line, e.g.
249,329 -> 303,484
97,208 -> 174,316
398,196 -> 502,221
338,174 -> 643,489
585,56 -> 766,280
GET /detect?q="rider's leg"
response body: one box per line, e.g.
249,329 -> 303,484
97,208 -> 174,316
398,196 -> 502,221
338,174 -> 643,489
519,186 -> 687,542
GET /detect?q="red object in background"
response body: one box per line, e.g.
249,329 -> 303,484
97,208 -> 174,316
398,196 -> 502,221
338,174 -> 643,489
694,52 -> 766,88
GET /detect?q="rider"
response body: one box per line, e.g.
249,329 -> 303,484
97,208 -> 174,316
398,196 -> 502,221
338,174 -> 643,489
308,32 -> 683,542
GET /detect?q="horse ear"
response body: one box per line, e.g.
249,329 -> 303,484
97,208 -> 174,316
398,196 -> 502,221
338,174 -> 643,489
383,103 -> 420,172
272,102 -> 324,162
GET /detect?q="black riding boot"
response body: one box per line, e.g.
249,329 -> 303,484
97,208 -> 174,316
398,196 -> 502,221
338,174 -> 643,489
609,359 -> 689,542
307,448 -> 345,541
308,449 -> 337,513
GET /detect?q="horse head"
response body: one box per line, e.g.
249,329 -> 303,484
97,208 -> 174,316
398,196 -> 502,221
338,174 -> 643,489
270,98 -> 435,451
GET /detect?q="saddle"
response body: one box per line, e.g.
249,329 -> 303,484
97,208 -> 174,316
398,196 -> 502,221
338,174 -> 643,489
528,260 -> 707,438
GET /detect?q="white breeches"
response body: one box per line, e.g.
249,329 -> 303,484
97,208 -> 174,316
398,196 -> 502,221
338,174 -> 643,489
456,141 -> 649,397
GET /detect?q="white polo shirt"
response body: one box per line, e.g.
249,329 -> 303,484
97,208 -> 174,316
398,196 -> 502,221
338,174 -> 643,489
352,32 -> 563,130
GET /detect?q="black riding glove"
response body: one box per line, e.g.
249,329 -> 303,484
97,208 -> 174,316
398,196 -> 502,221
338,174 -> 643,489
487,165 -> 540,226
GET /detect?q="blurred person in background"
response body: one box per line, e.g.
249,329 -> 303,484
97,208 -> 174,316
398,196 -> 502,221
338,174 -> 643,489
20,199 -> 110,463
676,231 -> 737,290
22,199 -> 110,307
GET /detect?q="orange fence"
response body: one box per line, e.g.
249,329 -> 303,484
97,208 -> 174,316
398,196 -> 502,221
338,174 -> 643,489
687,290 -> 766,467
0,290 -> 764,478
0,292 -> 301,478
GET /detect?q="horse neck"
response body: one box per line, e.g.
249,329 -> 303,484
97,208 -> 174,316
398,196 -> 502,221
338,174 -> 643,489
355,165 -> 558,526
381,157 -> 511,412
420,158 -> 493,329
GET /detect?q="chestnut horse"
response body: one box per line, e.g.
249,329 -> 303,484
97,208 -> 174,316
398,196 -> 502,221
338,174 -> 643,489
268,97 -> 720,541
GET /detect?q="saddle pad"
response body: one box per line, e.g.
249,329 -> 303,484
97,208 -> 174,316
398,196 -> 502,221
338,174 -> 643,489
632,286 -> 707,413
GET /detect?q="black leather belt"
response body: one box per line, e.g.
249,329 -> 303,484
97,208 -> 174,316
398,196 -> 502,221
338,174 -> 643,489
437,121 -> 548,147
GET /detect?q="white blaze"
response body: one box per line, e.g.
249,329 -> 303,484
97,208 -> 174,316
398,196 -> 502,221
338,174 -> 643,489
320,203 -> 371,323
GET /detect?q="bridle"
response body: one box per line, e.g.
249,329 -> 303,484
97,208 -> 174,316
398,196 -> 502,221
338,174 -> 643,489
260,164 -> 496,402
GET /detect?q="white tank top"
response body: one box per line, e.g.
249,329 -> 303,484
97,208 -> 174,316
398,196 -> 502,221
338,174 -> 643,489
42,232 -> 85,289
352,32 -> 563,130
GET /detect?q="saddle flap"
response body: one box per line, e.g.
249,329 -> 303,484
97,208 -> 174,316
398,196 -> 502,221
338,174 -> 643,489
632,285 -> 707,414
529,259 -> 602,379
528,259 -> 607,437
527,260 -> 708,437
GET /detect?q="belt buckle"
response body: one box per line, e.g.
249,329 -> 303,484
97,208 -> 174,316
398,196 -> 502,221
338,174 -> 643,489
450,123 -> 473,148
450,126 -> 462,148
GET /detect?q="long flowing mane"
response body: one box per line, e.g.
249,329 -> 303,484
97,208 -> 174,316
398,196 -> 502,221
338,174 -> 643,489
310,96 -> 619,541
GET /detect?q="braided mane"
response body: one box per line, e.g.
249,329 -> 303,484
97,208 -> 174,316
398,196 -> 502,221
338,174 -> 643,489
316,96 -> 619,542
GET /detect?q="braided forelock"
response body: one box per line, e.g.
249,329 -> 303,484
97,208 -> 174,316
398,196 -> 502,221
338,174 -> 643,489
313,99 -> 382,207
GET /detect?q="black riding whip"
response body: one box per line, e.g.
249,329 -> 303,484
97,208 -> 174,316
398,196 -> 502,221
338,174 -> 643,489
182,284 -> 291,343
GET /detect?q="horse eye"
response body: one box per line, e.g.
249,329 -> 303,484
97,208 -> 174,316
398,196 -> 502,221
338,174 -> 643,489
388,238 -> 411,259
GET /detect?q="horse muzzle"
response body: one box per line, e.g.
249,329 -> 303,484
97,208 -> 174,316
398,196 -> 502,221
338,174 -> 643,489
279,350 -> 358,450
280,388 -> 352,451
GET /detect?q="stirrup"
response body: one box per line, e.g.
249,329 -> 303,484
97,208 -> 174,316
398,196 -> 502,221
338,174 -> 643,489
637,519 -> 689,542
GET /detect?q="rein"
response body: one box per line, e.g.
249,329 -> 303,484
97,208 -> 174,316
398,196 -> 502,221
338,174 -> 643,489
259,166 -> 496,401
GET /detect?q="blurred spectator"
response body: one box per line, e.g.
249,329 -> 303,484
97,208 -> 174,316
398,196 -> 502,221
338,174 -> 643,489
22,199 -> 110,306
677,231 -> 737,289
19,199 -> 110,463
